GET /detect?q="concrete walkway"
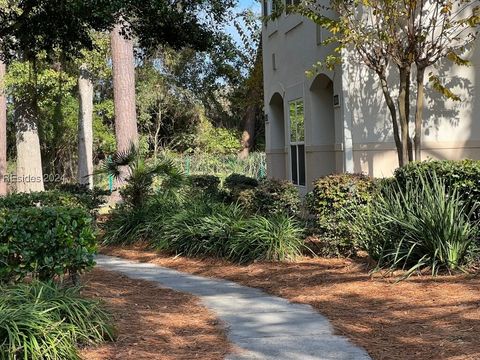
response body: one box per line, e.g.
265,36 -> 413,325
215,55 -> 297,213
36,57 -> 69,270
96,255 -> 372,360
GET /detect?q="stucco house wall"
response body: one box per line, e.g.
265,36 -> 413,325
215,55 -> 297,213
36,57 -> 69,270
263,2 -> 480,189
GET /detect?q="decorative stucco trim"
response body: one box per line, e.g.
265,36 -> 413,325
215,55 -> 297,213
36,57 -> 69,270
266,148 -> 288,155
306,144 -> 345,152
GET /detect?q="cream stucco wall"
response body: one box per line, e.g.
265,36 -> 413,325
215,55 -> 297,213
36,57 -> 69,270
263,2 -> 480,188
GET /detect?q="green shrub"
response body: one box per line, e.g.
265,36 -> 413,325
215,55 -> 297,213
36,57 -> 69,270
158,201 -> 244,258
228,214 -> 306,263
53,184 -> 110,212
394,159 -> 480,217
251,179 -> 300,216
356,173 -> 479,276
224,173 -> 259,191
308,173 -> 377,257
0,207 -> 96,283
0,191 -> 83,209
0,281 -> 114,360
189,175 -> 221,196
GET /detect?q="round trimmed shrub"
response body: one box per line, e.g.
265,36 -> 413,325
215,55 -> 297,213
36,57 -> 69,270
307,173 -> 377,257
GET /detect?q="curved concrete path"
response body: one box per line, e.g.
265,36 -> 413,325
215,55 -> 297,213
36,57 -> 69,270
96,255 -> 371,360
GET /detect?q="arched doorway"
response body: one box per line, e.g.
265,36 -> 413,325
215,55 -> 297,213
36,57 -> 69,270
309,74 -> 336,178
267,93 -> 286,180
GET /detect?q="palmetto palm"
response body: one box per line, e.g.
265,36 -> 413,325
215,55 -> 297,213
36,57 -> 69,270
100,144 -> 185,208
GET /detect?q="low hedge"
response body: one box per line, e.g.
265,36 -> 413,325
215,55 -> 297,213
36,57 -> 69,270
0,190 -> 105,213
189,175 -> 221,196
307,173 -> 377,256
0,206 -> 97,283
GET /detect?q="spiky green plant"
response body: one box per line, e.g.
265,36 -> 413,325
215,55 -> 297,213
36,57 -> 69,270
0,281 -> 115,360
355,172 -> 479,277
228,214 -> 306,263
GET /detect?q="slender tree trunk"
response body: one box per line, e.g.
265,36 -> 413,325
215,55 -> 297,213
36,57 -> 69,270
239,103 -> 257,160
398,66 -> 411,166
405,68 -> 413,162
15,88 -> 44,193
0,61 -> 7,195
77,64 -> 94,189
414,66 -> 426,162
379,74 -> 403,166
110,23 -> 138,154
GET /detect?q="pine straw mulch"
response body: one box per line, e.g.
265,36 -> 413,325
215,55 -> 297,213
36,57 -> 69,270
79,268 -> 232,360
101,245 -> 480,360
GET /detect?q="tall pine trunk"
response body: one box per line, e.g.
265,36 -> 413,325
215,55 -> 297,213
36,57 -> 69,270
77,64 -> 94,189
110,23 -> 138,153
110,23 -> 138,191
15,68 -> 44,193
414,66 -> 426,162
0,61 -> 7,195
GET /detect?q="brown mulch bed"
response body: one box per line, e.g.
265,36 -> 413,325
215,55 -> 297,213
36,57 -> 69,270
102,246 -> 480,360
80,268 -> 232,360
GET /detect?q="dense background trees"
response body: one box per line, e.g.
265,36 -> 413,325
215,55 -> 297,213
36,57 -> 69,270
0,0 -> 264,193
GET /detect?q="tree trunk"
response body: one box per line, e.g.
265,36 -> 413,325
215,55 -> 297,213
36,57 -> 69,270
414,66 -> 426,162
77,64 -> 94,189
379,74 -> 403,167
110,23 -> 138,191
239,103 -> 257,160
398,66 -> 412,166
110,23 -> 138,153
0,61 -> 7,195
15,88 -> 44,193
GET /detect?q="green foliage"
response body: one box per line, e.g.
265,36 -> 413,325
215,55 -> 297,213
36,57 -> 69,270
394,160 -> 480,216
0,191 -> 84,210
47,184 -> 110,212
189,175 -> 221,196
156,197 -> 305,263
308,174 -> 377,257
195,116 -> 241,155
250,179 -> 300,216
356,173 -> 479,277
225,173 -> 259,191
158,200 -> 244,258
0,207 -> 96,283
0,281 -> 114,360
228,214 -> 305,263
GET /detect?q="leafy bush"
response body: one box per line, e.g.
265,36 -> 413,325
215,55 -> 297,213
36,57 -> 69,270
307,174 -> 377,257
189,175 -> 221,196
224,173 -> 259,191
394,159 -> 480,217
0,191 -> 84,210
251,179 -> 300,216
0,281 -> 114,360
356,173 -> 479,276
228,214 -> 306,263
53,184 -> 110,212
0,207 -> 96,283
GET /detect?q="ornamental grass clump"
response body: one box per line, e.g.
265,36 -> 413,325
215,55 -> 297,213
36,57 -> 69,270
356,172 -> 479,277
0,281 -> 115,360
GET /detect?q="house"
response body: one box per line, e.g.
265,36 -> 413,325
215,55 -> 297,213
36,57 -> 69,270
262,1 -> 480,191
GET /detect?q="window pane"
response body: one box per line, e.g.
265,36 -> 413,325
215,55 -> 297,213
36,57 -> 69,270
291,145 -> 298,185
297,101 -> 305,142
289,102 -> 297,142
298,145 -> 306,186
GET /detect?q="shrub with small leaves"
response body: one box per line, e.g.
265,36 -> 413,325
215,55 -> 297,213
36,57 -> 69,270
189,175 -> 221,196
249,178 -> 300,216
0,207 -> 97,283
308,173 -> 377,257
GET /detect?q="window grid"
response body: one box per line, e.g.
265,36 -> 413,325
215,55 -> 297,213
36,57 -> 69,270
289,99 -> 306,186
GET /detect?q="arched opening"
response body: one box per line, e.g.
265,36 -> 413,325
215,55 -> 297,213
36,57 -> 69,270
309,74 -> 336,177
267,93 -> 286,180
